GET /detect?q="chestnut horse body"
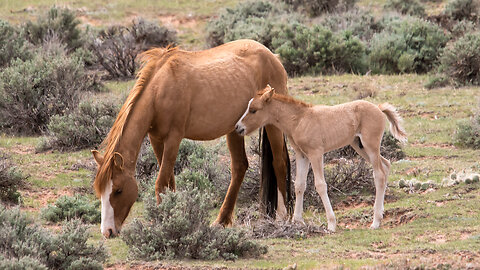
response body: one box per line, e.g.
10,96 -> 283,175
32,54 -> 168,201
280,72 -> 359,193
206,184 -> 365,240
92,40 -> 290,237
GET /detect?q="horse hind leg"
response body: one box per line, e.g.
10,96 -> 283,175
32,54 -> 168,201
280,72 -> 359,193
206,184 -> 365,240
264,125 -> 290,221
213,131 -> 248,227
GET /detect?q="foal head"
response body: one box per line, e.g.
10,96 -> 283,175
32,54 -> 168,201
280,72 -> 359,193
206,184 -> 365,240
235,85 -> 275,136
92,150 -> 138,238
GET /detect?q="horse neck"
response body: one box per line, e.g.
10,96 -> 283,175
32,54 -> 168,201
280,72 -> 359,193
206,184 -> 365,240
267,99 -> 307,136
115,96 -> 154,171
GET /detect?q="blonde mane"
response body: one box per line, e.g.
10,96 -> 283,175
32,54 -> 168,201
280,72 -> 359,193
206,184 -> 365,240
273,93 -> 312,108
93,46 -> 178,196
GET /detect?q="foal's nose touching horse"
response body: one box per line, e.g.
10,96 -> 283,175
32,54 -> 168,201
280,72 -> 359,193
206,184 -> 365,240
236,85 -> 407,231
92,40 -> 292,238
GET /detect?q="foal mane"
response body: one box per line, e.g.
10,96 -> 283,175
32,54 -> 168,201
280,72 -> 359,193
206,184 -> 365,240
93,45 -> 178,196
257,88 -> 311,108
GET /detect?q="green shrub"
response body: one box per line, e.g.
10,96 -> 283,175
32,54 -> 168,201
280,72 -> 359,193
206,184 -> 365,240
282,0 -> 357,16
273,23 -> 367,75
455,108 -> 480,149
444,0 -> 479,21
0,152 -> 26,204
41,195 -> 101,224
438,32 -> 480,86
42,96 -> 120,151
24,6 -> 84,51
122,188 -> 266,260
0,20 -> 32,68
0,207 -> 106,269
369,16 -> 448,74
450,20 -> 477,38
91,18 -> 176,78
384,0 -> 426,17
425,75 -> 450,89
206,1 -> 297,49
0,255 -> 48,270
0,45 -> 98,134
318,9 -> 381,41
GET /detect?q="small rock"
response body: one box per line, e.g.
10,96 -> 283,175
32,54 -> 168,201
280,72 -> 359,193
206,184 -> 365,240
283,263 -> 297,270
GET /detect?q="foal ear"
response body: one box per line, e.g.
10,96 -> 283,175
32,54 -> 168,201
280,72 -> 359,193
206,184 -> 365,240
113,152 -> 125,170
91,150 -> 104,166
261,87 -> 275,103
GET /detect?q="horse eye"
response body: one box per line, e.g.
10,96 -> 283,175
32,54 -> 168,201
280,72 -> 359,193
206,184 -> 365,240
250,109 -> 256,114
115,189 -> 122,194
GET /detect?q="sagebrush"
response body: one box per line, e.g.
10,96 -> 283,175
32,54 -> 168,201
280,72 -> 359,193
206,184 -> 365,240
455,106 -> 480,149
122,188 -> 266,260
0,44 -> 98,134
0,207 -> 106,269
41,195 -> 101,224
0,20 -> 32,68
42,96 -> 120,151
0,152 -> 26,204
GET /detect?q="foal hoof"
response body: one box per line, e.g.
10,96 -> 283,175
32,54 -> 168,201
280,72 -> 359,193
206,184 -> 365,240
369,223 -> 380,230
291,217 -> 305,226
327,224 -> 336,232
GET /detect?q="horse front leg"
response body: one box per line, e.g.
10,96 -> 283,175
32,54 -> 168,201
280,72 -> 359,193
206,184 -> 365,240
264,125 -> 289,221
213,132 -> 248,227
149,135 -> 175,193
155,133 -> 182,203
310,154 -> 336,232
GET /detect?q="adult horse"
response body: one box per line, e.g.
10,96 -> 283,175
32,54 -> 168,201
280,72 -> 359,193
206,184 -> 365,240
91,40 -> 291,238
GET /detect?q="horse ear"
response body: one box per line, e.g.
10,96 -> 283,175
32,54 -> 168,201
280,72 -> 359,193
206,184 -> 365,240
113,152 -> 125,170
91,150 -> 104,166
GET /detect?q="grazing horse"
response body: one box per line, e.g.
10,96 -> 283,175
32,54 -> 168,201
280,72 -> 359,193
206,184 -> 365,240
91,40 -> 291,238
235,85 -> 407,231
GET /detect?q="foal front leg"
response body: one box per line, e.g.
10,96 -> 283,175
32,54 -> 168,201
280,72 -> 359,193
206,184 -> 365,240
310,154 -> 336,232
292,153 -> 309,224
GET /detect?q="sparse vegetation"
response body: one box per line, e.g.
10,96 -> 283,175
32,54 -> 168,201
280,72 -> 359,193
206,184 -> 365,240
443,0 -> 479,21
282,0 -> 357,16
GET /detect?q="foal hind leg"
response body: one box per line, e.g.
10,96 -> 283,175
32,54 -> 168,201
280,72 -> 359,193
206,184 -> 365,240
213,131 -> 248,227
265,125 -> 289,221
363,144 -> 388,229
310,154 -> 336,232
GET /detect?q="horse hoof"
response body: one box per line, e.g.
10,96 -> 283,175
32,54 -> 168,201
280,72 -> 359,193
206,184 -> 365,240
327,224 -> 336,232
291,217 -> 305,225
369,223 -> 380,229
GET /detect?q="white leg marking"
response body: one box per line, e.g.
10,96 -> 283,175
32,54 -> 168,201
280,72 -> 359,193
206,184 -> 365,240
101,180 -> 115,236
292,154 -> 309,224
276,189 -> 287,221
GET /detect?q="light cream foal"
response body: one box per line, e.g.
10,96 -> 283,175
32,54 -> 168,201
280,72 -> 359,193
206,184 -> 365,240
235,85 -> 407,231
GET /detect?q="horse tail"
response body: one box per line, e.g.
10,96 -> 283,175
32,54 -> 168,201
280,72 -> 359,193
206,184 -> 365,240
379,103 -> 407,144
260,127 -> 292,217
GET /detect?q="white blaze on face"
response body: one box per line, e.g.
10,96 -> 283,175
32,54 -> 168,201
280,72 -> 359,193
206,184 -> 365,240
101,180 -> 115,236
235,98 -> 253,134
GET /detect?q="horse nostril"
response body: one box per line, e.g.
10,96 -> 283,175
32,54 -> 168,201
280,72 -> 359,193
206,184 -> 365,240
108,228 -> 113,238
235,124 -> 239,130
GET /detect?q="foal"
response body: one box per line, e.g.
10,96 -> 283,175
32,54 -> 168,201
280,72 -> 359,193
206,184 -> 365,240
235,85 -> 407,231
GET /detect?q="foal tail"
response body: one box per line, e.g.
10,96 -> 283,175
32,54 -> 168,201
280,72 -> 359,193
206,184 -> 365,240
379,103 -> 407,144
